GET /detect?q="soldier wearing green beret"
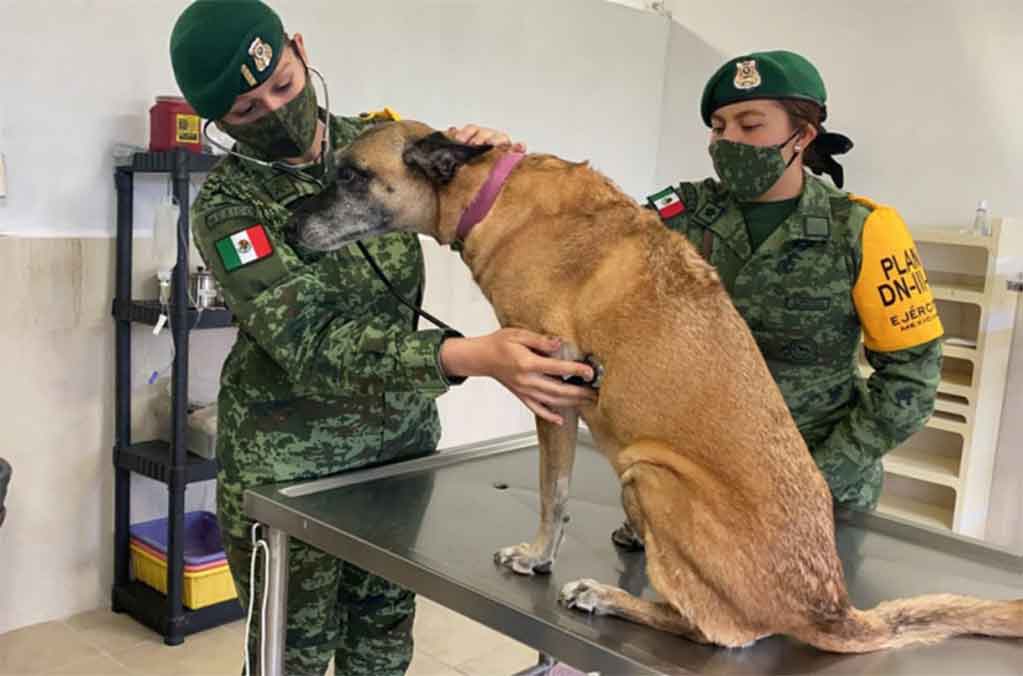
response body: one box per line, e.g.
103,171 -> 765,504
627,50 -> 945,546
170,1 -> 596,674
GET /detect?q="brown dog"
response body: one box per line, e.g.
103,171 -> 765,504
291,120 -> 1023,651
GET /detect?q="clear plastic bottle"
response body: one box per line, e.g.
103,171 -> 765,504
153,196 -> 180,305
972,199 -> 990,237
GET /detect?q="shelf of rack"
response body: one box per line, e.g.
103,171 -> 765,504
883,446 -> 960,489
877,492 -> 955,532
929,276 -> 986,305
114,441 -> 218,485
117,150 -> 221,175
934,392 -> 971,419
112,299 -> 234,330
909,227 -> 993,250
112,581 -> 242,645
941,343 -> 977,362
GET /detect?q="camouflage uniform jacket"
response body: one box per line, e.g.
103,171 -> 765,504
192,114 -> 459,536
649,174 -> 944,509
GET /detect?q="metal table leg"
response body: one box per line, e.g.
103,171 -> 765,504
511,651 -> 557,676
263,527 -> 289,676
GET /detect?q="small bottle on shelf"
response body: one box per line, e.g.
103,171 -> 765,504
972,199 -> 990,236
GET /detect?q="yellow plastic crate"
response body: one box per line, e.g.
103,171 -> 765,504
130,542 -> 237,609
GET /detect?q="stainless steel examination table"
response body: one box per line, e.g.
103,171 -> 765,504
244,434 -> 1023,675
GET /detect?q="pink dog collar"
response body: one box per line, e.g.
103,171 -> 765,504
454,152 -> 525,248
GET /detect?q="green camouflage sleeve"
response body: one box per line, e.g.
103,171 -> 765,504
237,269 -> 460,398
812,338 -> 942,500
193,207 -> 458,399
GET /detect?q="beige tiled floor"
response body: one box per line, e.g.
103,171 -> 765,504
0,596 -> 543,676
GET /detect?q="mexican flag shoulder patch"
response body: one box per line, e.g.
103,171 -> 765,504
216,224 -> 273,272
648,187 -> 685,219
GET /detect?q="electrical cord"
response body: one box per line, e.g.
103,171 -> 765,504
244,522 -> 271,676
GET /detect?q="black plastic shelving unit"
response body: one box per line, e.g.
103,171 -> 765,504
112,149 -> 242,645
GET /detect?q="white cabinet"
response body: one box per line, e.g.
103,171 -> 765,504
860,218 -> 1020,538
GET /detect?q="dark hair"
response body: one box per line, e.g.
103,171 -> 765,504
779,99 -> 826,170
778,99 -> 853,187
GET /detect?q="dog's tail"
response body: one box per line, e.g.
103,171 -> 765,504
793,595 -> 1023,653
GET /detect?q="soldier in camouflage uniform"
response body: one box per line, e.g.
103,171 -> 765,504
642,51 -> 943,522
169,2 -> 595,674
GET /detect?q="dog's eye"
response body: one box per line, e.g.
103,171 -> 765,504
338,165 -> 369,184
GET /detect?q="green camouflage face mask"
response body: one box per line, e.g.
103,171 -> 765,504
218,72 -> 319,160
709,130 -> 801,201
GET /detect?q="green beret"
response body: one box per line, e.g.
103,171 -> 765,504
700,50 -> 827,126
170,0 -> 285,120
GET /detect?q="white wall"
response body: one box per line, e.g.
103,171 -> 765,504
0,0 -> 670,634
652,19 -> 723,188
658,0 -> 1023,226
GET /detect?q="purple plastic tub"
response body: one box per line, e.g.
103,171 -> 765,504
129,511 -> 227,567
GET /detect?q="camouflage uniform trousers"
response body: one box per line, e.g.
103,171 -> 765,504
219,480 -> 416,676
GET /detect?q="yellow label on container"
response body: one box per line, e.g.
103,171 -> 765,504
175,113 -> 200,144
851,200 -> 944,352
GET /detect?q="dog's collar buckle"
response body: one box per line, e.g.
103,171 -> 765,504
453,151 -> 525,249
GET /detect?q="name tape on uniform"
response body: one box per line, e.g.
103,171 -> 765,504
852,207 -> 943,351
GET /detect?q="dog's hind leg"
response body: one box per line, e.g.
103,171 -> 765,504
611,518 -> 645,551
563,440 -> 765,648
559,579 -> 710,642
611,467 -> 646,550
562,450 -> 703,640
495,343 -> 582,575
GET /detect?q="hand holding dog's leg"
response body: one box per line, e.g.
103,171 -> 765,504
439,329 -> 596,425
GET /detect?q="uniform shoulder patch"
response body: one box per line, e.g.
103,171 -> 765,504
647,186 -> 685,219
215,224 -> 274,272
852,207 -> 944,352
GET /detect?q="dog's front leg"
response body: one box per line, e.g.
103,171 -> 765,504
495,346 -> 581,576
495,412 -> 578,575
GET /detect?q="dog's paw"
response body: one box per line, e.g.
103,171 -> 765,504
559,579 -> 612,615
494,543 -> 554,576
611,521 -> 645,551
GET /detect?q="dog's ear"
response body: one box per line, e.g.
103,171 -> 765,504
402,132 -> 493,185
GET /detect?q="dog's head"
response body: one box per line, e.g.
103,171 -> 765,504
290,120 -> 493,252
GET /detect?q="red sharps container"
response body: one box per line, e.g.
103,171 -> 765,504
149,96 -> 203,153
